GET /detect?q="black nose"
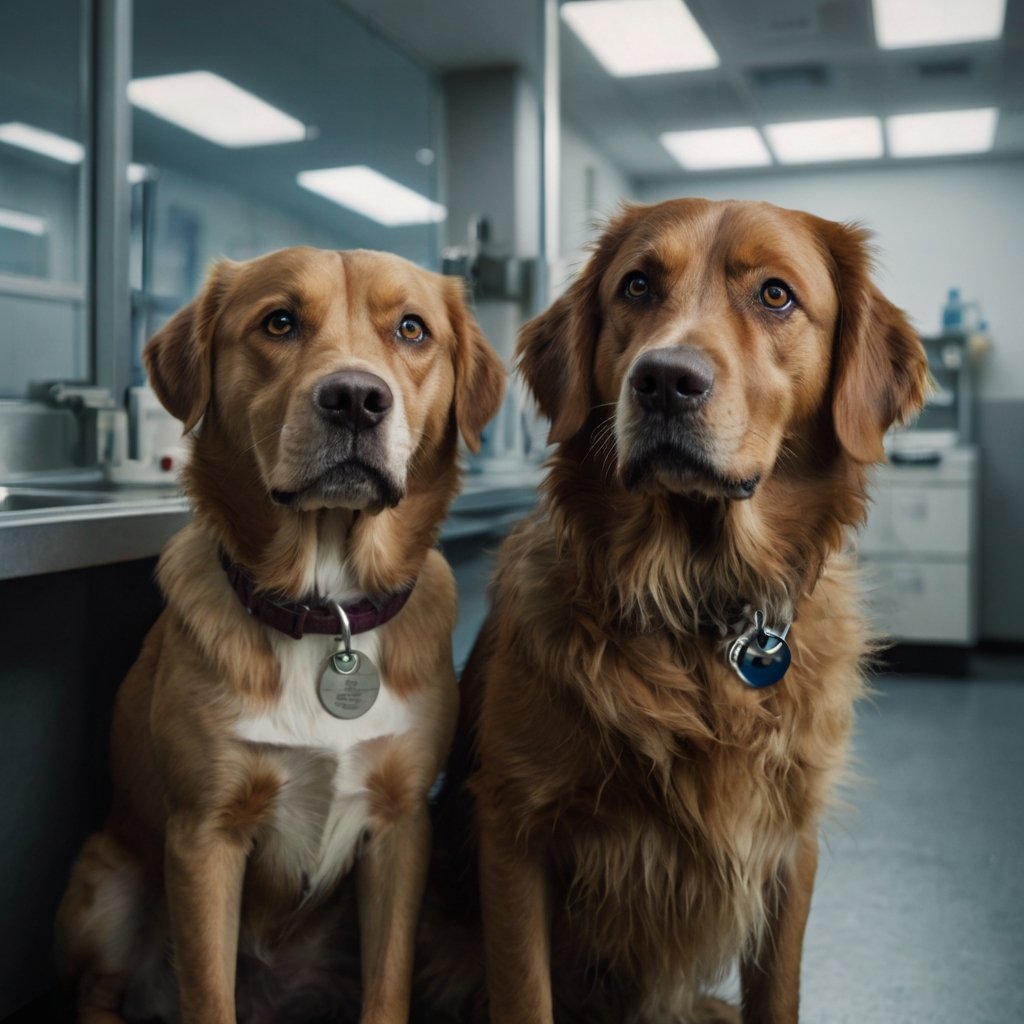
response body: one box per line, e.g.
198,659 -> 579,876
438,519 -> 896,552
629,346 -> 715,415
315,370 -> 393,430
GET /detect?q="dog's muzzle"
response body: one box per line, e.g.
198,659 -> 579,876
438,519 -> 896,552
629,346 -> 715,419
270,370 -> 404,510
621,348 -> 758,500
314,370 -> 394,431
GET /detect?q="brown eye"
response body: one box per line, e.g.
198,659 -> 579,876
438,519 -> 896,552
623,272 -> 649,299
264,310 -> 295,337
397,315 -> 427,344
759,280 -> 793,310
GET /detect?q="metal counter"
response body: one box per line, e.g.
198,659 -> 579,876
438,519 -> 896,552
0,467 -> 541,582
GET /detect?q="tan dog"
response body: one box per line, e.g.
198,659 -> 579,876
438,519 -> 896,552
55,247 -> 505,1024
427,199 -> 929,1024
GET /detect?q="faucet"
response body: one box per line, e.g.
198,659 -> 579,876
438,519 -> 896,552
47,384 -> 118,467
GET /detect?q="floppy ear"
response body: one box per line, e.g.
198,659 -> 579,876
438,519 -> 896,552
821,222 -> 930,463
515,284 -> 595,445
143,260 -> 236,433
516,203 -> 645,445
446,279 -> 506,453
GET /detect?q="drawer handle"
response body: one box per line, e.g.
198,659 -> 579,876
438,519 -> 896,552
890,449 -> 943,466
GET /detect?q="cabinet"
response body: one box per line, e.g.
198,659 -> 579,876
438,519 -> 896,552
857,446 -> 979,645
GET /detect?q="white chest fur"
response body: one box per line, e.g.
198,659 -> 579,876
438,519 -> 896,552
234,627 -> 416,893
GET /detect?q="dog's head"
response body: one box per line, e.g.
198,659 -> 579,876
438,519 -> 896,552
145,247 -> 505,514
518,199 -> 928,501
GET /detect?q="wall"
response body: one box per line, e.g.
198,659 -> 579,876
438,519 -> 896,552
637,158 -> 1024,641
558,120 -> 635,289
443,69 -> 538,264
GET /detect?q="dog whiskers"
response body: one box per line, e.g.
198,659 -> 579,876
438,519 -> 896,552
238,426 -> 285,458
586,417 -> 620,482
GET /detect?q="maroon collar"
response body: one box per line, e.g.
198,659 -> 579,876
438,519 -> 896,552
221,554 -> 415,640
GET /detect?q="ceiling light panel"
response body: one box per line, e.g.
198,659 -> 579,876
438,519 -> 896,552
887,108 -> 998,157
128,71 -> 306,147
0,122 -> 84,164
661,127 -> 772,170
765,117 -> 884,164
561,0 -> 719,76
297,166 -> 446,226
872,0 -> 1006,49
0,207 -> 48,236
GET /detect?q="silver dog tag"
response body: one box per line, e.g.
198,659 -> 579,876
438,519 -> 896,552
318,649 -> 381,719
728,611 -> 792,688
316,601 -> 381,719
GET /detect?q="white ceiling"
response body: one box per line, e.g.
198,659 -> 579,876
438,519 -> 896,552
341,0 -> 1024,184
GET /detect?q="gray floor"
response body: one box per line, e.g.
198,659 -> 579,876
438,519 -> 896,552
797,658 -> 1024,1023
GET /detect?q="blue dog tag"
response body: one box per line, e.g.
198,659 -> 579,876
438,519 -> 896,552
728,613 -> 792,688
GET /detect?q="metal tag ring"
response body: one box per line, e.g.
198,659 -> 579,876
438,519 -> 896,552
329,601 -> 352,654
729,628 -> 792,688
728,611 -> 792,688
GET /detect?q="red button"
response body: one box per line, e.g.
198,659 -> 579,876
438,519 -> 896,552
160,456 -> 174,472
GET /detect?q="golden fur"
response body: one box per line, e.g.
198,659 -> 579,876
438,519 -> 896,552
423,199 -> 928,1024
54,246 -> 505,1024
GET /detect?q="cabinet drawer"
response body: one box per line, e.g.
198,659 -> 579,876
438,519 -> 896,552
863,561 -> 975,644
860,484 -> 970,557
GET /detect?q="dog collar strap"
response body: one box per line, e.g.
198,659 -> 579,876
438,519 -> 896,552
221,555 -> 415,641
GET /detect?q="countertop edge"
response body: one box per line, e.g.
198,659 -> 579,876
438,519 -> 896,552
0,471 -> 543,582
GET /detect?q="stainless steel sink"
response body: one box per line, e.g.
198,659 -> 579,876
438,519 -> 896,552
0,487 -> 119,512
0,479 -> 192,582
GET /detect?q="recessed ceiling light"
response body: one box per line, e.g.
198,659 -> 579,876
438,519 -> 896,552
128,71 -> 306,148
297,166 -> 446,226
661,127 -> 772,170
561,0 -> 718,76
764,117 -> 884,164
887,108 -> 998,157
0,122 -> 84,164
0,207 -> 48,236
872,0 -> 1005,49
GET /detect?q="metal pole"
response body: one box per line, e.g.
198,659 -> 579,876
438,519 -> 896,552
536,0 -> 560,314
91,0 -> 132,404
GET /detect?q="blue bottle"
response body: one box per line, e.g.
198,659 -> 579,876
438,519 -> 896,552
941,288 -> 963,333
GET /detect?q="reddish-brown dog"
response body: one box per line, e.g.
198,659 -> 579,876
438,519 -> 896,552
429,199 -> 929,1024
54,247 -> 504,1023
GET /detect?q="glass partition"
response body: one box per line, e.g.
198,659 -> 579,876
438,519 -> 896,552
0,0 -> 91,398
130,0 -> 443,384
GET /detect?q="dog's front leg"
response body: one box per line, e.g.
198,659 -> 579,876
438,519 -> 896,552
740,830 -> 818,1024
164,815 -> 247,1024
478,803 -> 553,1024
356,803 -> 432,1023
